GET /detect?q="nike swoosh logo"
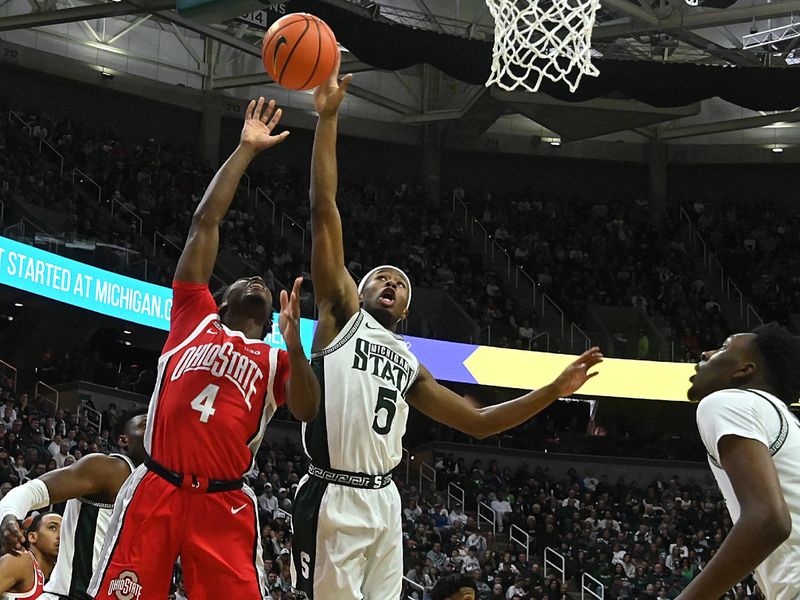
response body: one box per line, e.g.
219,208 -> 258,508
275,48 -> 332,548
364,323 -> 382,330
231,504 -> 248,515
272,36 -> 288,72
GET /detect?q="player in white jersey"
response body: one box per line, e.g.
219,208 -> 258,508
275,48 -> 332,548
290,55 -> 604,600
0,410 -> 146,600
679,323 -> 800,600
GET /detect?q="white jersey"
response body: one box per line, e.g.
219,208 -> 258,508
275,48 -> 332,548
303,310 -> 420,475
43,454 -> 134,600
696,389 -> 800,600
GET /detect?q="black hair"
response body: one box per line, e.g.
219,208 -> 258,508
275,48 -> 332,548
112,407 -> 148,440
26,511 -> 55,539
751,322 -> 800,405
429,575 -> 478,600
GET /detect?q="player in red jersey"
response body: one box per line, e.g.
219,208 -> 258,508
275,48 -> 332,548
0,512 -> 61,599
88,98 -> 320,600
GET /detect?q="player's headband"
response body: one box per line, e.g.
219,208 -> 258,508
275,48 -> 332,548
357,265 -> 412,310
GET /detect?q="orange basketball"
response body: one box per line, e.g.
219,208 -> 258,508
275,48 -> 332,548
262,13 -> 338,91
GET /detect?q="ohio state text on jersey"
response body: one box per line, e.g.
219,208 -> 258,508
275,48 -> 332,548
144,281 -> 288,480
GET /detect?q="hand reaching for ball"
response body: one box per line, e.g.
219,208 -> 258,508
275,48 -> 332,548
239,97 -> 290,153
314,53 -> 352,118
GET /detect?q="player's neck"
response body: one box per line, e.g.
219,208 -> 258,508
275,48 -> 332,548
364,308 -> 399,332
221,314 -> 263,341
30,547 -> 55,578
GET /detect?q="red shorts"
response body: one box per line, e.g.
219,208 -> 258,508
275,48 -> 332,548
89,467 -> 266,600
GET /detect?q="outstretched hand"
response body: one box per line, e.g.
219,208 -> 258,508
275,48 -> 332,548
314,52 -> 352,118
551,347 -> 603,397
279,277 -> 304,351
240,97 -> 290,153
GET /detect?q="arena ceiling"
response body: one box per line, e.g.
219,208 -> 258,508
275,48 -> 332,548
1,0 -> 800,148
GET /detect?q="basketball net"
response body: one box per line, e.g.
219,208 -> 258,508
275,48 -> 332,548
485,0 -> 601,93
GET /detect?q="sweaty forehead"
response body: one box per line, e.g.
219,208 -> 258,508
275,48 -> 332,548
725,333 -> 756,350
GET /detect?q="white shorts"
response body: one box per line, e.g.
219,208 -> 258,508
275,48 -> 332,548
290,474 -> 402,600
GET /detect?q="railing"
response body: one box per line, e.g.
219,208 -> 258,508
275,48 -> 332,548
72,167 -> 102,203
281,213 -> 306,256
544,546 -> 565,584
747,303 -> 763,328
110,197 -> 144,236
418,462 -> 436,493
447,482 -> 465,511
38,138 -> 64,176
0,360 -> 17,392
255,186 -> 276,223
452,192 -> 591,347
34,381 -> 59,412
240,172 -> 251,199
477,501 -> 496,536
581,572 -> 605,600
79,400 -> 103,433
402,576 -> 425,600
509,524 -> 530,561
401,447 -> 411,485
570,322 -> 591,352
8,110 -> 31,135
528,331 -> 550,351
3,218 -> 58,252
679,206 -> 763,329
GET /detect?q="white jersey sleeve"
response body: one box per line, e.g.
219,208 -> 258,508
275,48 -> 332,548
696,388 -> 776,465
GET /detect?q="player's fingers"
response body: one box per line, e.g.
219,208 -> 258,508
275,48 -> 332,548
586,371 -> 600,380
262,99 -> 277,124
254,96 -> 265,121
292,276 -> 303,296
339,73 -> 353,94
267,107 -> 283,131
245,99 -> 256,120
279,289 -> 288,309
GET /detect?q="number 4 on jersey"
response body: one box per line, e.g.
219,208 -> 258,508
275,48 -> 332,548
191,384 -> 219,423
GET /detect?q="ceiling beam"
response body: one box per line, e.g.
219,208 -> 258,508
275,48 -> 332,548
658,110 -> 800,140
156,10 -> 262,57
594,0 -> 800,40
0,0 -> 172,32
347,83 -> 417,115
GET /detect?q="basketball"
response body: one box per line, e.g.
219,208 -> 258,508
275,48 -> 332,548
262,13 -> 338,91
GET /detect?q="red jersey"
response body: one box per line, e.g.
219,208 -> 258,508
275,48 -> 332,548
144,281 -> 288,480
3,551 -> 45,599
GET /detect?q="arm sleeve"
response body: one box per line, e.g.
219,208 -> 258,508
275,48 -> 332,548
696,389 -> 773,464
0,479 -> 50,520
272,349 -> 290,408
164,281 -> 219,353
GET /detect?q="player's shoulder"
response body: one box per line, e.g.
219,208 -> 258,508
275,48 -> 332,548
697,388 -> 766,421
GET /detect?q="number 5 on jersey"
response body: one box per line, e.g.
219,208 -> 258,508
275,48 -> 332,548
372,386 -> 397,435
191,384 -> 219,423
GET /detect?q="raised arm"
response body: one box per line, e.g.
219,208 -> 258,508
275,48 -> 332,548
0,454 -> 130,554
174,98 -> 289,284
310,56 -> 359,324
280,276 -> 320,422
675,436 -> 791,600
407,348 -> 602,439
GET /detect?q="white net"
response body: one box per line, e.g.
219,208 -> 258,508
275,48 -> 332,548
485,0 -> 602,93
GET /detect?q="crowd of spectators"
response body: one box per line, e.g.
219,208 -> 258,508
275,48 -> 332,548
0,370 -> 759,600
1,98 -> 736,359
687,199 -> 800,325
398,454 -> 758,600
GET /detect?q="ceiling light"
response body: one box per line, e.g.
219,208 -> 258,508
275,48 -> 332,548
123,330 -> 132,335
124,341 -> 132,346
771,145 -> 784,153
13,303 -> 22,307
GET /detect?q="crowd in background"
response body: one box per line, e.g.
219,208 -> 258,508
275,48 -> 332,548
0,373 -> 760,600
0,99 -> 753,361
